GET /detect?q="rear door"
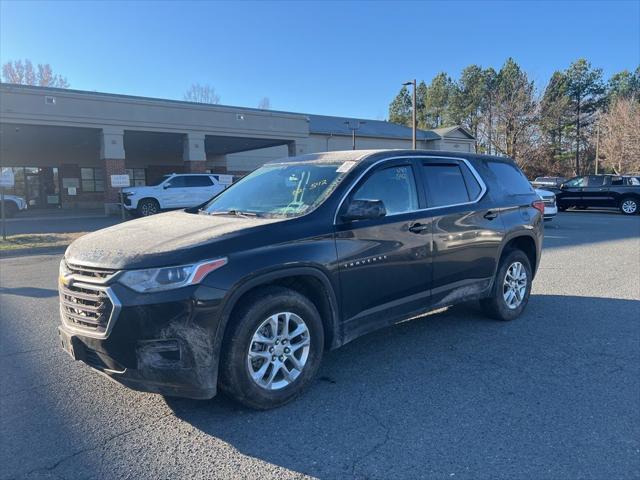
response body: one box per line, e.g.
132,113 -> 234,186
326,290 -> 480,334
416,157 -> 504,307
581,175 -> 610,207
180,175 -> 217,206
335,158 -> 432,341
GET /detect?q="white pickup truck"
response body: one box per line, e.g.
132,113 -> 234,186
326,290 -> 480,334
121,174 -> 227,216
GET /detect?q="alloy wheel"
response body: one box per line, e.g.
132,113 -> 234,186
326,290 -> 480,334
503,261 -> 527,310
247,312 -> 311,390
622,200 -> 637,214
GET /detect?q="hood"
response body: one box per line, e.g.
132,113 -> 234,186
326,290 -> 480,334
65,210 -> 280,269
535,188 -> 555,199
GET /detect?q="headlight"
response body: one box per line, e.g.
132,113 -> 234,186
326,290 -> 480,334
118,257 -> 227,293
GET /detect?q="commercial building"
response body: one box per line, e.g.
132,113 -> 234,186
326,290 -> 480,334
0,83 -> 475,213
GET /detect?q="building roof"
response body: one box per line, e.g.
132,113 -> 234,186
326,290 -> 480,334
307,114 -> 441,141
0,83 -> 474,142
429,126 -> 475,139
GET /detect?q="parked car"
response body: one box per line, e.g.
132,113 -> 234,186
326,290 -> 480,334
532,176 -> 566,188
0,194 -> 27,217
58,150 -> 543,409
535,188 -> 557,221
542,174 -> 640,215
121,173 -> 226,216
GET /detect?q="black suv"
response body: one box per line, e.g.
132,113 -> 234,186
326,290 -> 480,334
548,174 -> 640,215
58,150 -> 543,409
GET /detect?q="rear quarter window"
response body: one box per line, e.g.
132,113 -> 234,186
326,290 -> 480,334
487,161 -> 534,196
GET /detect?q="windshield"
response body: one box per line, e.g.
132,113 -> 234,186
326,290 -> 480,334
201,161 -> 350,218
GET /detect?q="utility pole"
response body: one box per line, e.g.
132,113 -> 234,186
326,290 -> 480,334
403,79 -> 417,149
594,115 -> 601,174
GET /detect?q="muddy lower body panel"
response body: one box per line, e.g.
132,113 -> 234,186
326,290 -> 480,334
58,283 -> 227,399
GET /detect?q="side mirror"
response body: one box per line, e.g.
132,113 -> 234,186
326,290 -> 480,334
163,183 -> 170,189
342,199 -> 387,222
559,183 -> 565,189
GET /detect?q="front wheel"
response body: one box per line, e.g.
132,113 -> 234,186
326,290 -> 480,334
480,249 -> 532,321
220,286 -> 324,410
620,197 -> 638,215
137,198 -> 160,216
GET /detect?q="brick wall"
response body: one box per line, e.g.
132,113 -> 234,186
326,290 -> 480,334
104,158 -> 126,203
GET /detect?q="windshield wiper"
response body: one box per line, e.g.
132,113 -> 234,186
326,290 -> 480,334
205,210 -> 261,218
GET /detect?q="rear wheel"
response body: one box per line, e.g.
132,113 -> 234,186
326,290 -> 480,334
220,286 -> 324,410
137,198 -> 160,216
620,197 -> 638,215
480,249 -> 532,321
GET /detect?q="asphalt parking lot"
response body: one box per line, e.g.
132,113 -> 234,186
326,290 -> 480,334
1,211 -> 639,480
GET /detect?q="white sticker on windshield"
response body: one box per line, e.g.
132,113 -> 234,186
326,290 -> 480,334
336,161 -> 356,173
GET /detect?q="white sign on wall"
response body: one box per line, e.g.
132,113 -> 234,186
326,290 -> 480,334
217,174 -> 233,185
0,168 -> 15,188
110,174 -> 131,188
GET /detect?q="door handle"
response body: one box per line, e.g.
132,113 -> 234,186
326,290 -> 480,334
408,223 -> 429,234
484,211 -> 498,220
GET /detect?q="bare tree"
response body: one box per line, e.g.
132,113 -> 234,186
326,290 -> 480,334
184,83 -> 220,104
2,59 -> 70,88
258,97 -> 271,109
600,97 -> 640,174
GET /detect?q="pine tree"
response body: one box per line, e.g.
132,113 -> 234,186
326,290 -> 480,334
388,86 -> 412,126
564,59 -> 606,174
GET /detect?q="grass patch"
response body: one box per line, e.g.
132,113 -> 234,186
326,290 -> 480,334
0,232 -> 87,251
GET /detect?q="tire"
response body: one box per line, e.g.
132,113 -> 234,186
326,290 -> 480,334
220,286 -> 324,410
2,201 -> 18,218
137,198 -> 160,216
619,197 -> 638,215
480,249 -> 533,321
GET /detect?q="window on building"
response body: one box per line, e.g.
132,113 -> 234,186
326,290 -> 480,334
81,168 -> 105,192
125,168 -> 147,187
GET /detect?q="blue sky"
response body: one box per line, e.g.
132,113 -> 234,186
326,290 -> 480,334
1,0 -> 638,119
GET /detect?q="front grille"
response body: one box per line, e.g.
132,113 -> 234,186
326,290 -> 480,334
60,283 -> 113,333
66,262 -> 117,282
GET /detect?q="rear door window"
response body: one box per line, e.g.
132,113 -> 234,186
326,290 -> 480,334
487,161 -> 534,195
421,164 -> 471,207
184,176 -> 213,187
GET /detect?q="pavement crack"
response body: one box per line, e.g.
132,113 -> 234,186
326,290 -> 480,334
349,398 -> 392,478
20,411 -> 175,478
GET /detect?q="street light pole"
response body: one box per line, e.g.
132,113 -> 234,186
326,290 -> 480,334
403,79 -> 417,149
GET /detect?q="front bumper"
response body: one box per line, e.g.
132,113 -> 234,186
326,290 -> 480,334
58,278 -> 227,399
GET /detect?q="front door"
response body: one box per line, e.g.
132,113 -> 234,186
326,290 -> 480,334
335,160 -> 432,342
558,176 -> 586,208
25,167 -> 60,208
